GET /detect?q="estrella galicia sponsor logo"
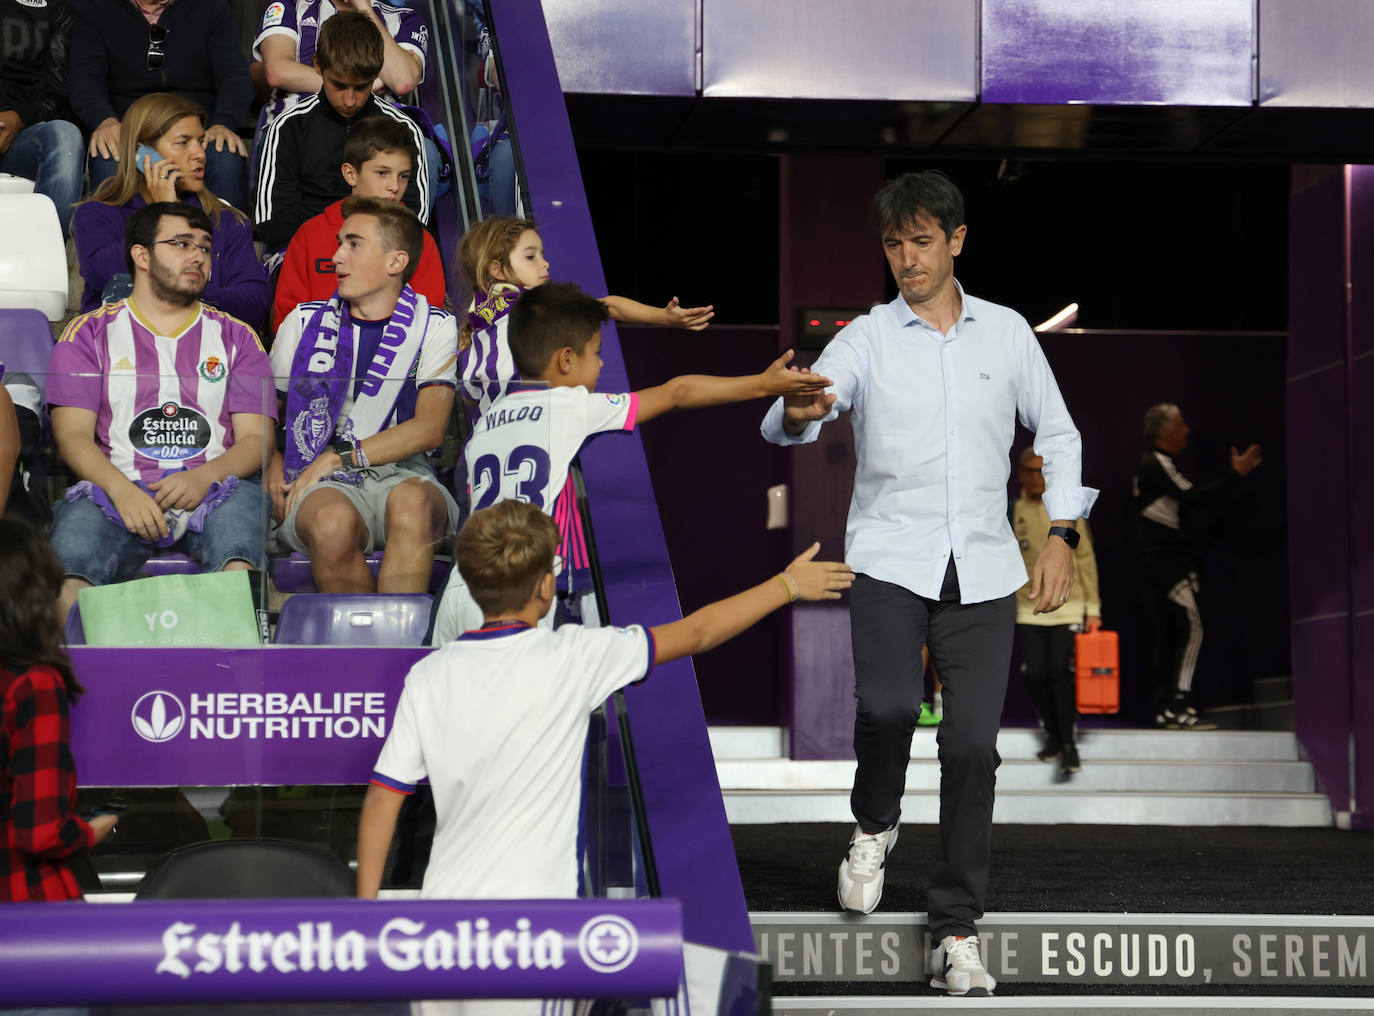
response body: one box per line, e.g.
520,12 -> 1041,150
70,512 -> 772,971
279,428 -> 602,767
156,917 -> 568,977
132,691 -> 187,743
130,402 -> 211,461
131,690 -> 390,742
578,915 -> 638,974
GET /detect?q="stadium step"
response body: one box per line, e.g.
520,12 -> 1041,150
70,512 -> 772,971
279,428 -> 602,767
754,911 -> 1374,1011
710,727 -> 1333,827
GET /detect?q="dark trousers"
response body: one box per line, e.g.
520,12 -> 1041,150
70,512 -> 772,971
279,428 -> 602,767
1143,564 -> 1204,705
1018,624 -> 1077,747
849,561 -> 1015,939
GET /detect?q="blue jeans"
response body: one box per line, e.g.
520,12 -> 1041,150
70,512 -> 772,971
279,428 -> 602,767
50,477 -> 268,584
88,143 -> 251,213
0,120 -> 83,238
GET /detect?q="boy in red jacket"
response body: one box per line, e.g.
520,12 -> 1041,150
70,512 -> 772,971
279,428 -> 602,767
272,117 -> 446,331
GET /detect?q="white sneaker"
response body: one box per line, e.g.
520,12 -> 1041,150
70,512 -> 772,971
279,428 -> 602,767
930,934 -> 996,996
836,823 -> 898,914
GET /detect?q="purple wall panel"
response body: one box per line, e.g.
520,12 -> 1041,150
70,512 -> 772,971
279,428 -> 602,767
982,0 -> 1254,106
1288,169 -> 1351,375
544,0 -> 697,96
1292,619 -> 1352,808
491,0 -> 753,952
1259,0 -> 1374,109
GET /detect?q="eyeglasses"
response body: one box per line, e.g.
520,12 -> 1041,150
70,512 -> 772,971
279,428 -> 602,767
152,237 -> 212,258
147,24 -> 169,73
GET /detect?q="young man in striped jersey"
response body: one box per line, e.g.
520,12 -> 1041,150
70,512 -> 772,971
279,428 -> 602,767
48,202 -> 276,620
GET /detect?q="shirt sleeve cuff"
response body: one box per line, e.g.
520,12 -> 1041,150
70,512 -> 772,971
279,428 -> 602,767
1044,485 -> 1100,522
369,772 -> 415,795
631,627 -> 656,686
760,398 -> 824,446
622,393 -> 639,431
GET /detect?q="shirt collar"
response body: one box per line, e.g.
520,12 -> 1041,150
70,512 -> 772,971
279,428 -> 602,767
458,621 -> 534,642
129,0 -> 174,24
893,279 -> 976,334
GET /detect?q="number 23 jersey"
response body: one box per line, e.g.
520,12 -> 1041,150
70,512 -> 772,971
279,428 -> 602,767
463,386 -> 638,563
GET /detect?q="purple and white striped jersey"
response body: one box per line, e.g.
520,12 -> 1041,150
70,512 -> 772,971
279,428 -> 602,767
48,302 -> 276,485
253,0 -> 431,124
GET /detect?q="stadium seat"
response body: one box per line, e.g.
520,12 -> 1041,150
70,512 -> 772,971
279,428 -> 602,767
0,174 -> 35,195
273,593 -> 434,646
269,552 -> 452,594
0,307 -> 55,399
133,838 -> 354,899
139,553 -> 203,577
0,194 -> 68,321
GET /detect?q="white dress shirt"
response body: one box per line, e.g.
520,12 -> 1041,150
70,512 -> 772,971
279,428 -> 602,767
761,284 -> 1098,604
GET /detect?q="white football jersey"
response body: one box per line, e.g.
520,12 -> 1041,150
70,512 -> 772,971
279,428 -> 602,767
371,622 -> 655,899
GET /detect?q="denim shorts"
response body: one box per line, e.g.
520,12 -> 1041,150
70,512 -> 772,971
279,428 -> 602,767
50,477 -> 268,585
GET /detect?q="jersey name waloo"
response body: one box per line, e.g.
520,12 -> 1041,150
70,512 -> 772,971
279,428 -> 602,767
156,917 -> 566,978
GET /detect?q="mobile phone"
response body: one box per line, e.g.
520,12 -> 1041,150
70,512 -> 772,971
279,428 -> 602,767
136,143 -> 164,173
82,795 -> 129,820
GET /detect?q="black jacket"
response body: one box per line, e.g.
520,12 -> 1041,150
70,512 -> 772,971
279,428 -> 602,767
1134,447 -> 1241,565
67,0 -> 251,132
0,0 -> 74,127
253,92 -> 429,254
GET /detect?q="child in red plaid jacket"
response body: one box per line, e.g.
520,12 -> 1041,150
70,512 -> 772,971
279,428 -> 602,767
1,519 -> 116,902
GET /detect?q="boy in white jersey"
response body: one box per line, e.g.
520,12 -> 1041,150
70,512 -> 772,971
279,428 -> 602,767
269,196 -> 459,594
48,202 -> 276,620
429,282 -> 832,641
359,499 -> 853,900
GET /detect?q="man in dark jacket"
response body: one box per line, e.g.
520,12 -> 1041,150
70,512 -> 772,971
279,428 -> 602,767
253,11 -> 429,255
69,0 -> 253,211
0,0 -> 82,237
1134,403 -> 1262,729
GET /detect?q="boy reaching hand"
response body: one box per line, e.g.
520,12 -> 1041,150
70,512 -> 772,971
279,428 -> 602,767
358,499 -> 853,900
429,281 -> 832,641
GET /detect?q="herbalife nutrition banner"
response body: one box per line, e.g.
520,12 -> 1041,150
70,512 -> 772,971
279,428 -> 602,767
68,647 -> 428,786
0,898 -> 683,1007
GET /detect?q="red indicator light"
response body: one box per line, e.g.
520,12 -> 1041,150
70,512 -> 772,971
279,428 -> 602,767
809,319 -> 820,327
835,320 -> 849,326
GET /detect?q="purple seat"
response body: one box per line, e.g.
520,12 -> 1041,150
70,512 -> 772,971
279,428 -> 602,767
0,307 -> 55,399
269,552 -> 452,594
272,593 -> 434,646
63,602 -> 84,645
139,553 -> 203,577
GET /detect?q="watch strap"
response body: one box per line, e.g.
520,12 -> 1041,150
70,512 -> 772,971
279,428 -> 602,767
1048,524 -> 1079,549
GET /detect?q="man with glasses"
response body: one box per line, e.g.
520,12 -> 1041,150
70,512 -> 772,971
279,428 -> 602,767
46,202 -> 275,621
68,0 -> 253,211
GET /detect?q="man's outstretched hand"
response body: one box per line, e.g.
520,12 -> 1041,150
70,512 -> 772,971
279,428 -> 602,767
1231,444 -> 1262,476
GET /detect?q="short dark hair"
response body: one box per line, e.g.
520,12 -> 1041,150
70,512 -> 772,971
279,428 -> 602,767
315,10 -> 383,80
508,281 -> 609,378
456,500 -> 561,617
124,201 -> 213,274
340,195 -> 423,285
871,170 -> 965,242
343,118 -> 418,172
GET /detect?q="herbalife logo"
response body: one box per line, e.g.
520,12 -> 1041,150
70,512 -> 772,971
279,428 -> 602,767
577,915 -> 639,974
132,691 -> 187,743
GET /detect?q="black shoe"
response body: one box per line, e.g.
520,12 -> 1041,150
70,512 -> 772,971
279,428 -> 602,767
1059,743 -> 1082,775
1036,738 -> 1063,763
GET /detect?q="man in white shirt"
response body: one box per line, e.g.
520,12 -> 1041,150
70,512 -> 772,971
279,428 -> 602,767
761,171 -> 1098,997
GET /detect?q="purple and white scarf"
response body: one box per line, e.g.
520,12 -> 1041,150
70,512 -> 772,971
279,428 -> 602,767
283,286 -> 430,485
64,476 -> 238,548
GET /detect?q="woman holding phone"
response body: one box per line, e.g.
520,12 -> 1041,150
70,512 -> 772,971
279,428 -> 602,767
71,93 -> 270,332
1,519 -> 116,902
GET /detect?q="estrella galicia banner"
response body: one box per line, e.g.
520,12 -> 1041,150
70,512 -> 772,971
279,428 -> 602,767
0,898 -> 683,1006
68,647 -> 428,786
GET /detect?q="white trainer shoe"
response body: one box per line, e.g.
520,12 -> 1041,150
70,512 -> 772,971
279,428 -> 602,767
836,823 -> 898,914
930,934 -> 997,996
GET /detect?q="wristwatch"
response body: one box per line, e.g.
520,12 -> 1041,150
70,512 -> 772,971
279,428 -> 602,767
1048,525 -> 1080,550
328,438 -> 356,469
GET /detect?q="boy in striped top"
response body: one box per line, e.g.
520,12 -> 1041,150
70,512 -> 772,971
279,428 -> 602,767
428,281 -> 831,642
47,202 -> 276,620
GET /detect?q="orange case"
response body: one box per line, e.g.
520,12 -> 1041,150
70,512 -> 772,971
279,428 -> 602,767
1075,628 -> 1120,714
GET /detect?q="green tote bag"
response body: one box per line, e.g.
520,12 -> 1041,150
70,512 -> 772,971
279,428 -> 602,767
78,570 -> 261,647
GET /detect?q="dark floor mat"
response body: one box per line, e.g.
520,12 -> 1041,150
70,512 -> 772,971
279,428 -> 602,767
732,823 -> 1374,915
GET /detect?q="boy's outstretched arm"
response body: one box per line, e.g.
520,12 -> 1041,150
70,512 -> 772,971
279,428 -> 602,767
357,783 -> 407,898
635,350 -> 832,424
601,295 -> 715,331
652,543 -> 853,664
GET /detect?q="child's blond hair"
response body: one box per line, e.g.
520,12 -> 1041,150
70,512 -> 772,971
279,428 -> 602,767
455,500 -> 560,617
